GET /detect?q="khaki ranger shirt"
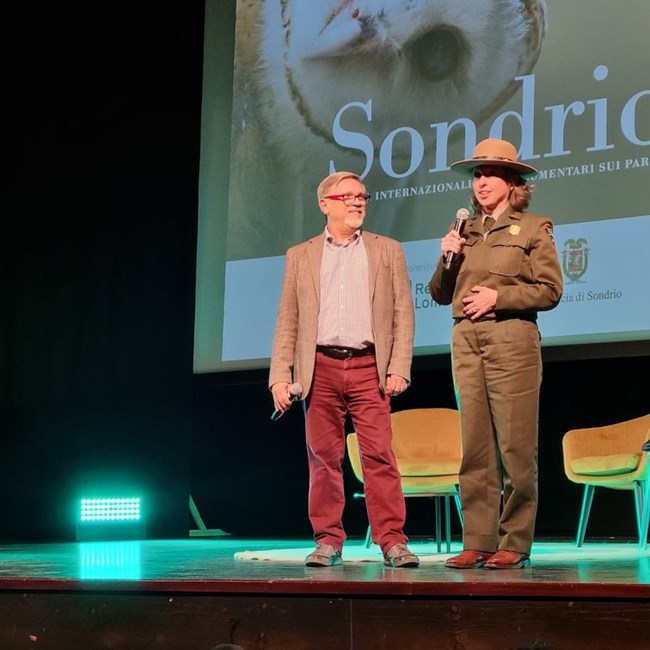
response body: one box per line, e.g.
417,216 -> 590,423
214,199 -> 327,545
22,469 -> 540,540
429,207 -> 563,318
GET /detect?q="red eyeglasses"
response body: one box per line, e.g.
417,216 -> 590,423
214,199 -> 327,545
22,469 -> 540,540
323,193 -> 372,204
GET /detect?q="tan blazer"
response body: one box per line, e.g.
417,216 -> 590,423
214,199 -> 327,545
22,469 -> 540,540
269,231 -> 415,398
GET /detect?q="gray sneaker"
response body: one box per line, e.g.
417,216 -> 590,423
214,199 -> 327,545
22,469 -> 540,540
304,543 -> 343,567
383,543 -> 419,568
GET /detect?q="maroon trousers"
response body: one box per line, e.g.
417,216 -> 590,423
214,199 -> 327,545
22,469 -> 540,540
305,351 -> 408,554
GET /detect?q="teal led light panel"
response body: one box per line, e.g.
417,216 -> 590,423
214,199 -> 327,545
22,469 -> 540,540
80,497 -> 141,522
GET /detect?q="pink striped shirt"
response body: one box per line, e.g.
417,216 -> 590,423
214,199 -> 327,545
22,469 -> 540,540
317,229 -> 374,349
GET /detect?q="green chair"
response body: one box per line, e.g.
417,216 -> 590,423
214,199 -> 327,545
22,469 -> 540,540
347,407 -> 463,553
562,413 -> 650,549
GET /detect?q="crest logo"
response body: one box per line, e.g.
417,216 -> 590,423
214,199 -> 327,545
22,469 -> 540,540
561,238 -> 589,282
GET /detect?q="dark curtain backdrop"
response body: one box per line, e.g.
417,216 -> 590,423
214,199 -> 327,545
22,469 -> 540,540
4,2 -> 206,541
4,1 -> 649,544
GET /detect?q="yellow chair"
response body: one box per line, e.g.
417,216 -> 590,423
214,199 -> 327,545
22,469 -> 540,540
562,413 -> 650,549
347,407 -> 463,552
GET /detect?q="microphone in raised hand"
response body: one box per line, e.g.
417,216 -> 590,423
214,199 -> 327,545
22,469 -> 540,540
444,208 -> 470,270
271,382 -> 303,421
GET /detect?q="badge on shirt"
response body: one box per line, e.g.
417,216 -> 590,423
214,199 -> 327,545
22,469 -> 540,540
509,224 -> 521,236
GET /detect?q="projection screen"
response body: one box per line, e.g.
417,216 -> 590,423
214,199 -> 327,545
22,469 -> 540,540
194,0 -> 649,373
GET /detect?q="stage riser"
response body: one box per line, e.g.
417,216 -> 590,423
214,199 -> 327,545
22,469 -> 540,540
1,593 -> 648,649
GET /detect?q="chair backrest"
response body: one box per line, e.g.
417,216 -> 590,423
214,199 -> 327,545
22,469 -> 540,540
562,413 -> 650,489
347,407 -> 462,494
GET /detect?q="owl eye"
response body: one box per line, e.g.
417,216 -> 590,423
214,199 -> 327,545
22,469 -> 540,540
409,28 -> 464,82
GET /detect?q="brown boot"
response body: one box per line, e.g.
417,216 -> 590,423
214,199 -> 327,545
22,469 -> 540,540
484,550 -> 530,569
445,549 -> 495,569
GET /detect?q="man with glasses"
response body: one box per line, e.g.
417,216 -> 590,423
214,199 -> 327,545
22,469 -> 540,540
269,171 -> 419,568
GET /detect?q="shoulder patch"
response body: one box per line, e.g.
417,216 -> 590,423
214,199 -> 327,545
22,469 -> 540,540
543,223 -> 555,245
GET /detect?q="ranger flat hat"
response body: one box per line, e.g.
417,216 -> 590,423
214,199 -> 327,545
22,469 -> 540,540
450,138 -> 537,177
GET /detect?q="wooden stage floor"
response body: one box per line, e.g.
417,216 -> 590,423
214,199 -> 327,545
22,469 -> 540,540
1,536 -> 649,649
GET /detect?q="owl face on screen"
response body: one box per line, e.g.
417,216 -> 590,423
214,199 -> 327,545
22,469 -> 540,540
239,0 -> 546,161
228,0 -> 547,256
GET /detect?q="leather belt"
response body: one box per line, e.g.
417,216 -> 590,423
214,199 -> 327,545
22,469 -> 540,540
316,345 -> 375,360
454,313 -> 537,325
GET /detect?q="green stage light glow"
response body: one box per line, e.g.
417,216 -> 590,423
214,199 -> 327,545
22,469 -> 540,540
80,497 -> 141,522
78,541 -> 143,580
76,497 -> 146,541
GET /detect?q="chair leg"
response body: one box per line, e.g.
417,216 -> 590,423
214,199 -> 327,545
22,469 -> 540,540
641,479 -> 650,551
429,493 -> 462,554
353,492 -> 373,547
453,491 -> 464,528
444,495 -> 452,554
576,484 -> 595,547
364,524 -> 372,548
639,448 -> 650,551
434,497 -> 442,553
633,479 -> 648,550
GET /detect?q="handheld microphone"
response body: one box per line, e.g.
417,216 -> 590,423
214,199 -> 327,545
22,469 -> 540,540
271,382 -> 303,421
444,208 -> 470,270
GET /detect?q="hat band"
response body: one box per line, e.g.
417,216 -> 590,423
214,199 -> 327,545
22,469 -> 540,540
474,155 -> 517,163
